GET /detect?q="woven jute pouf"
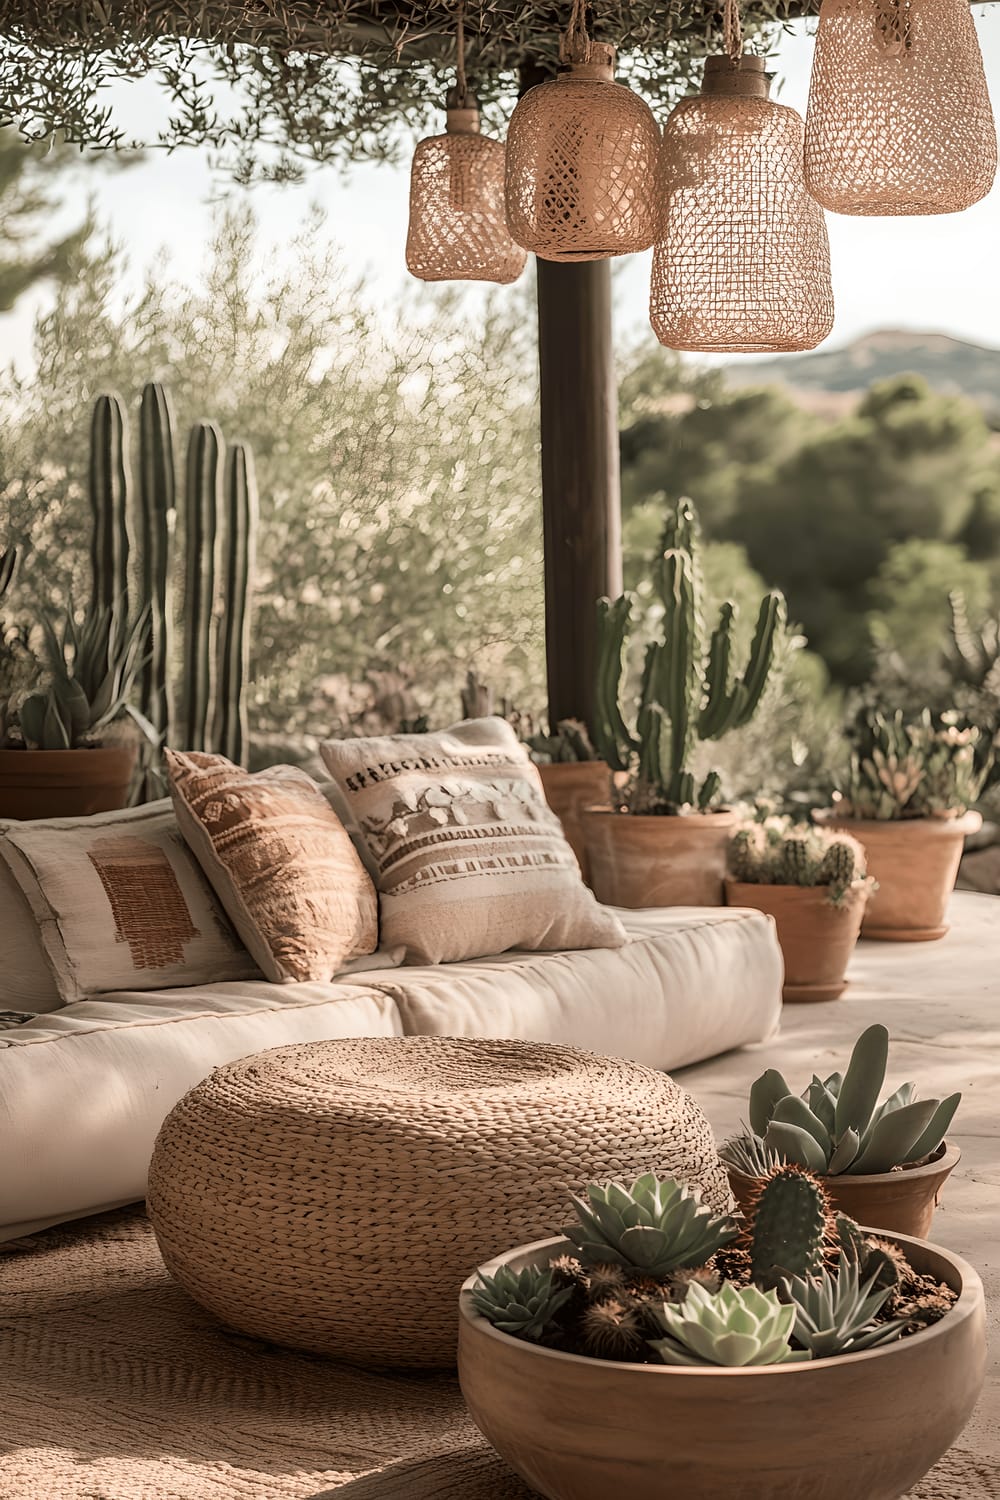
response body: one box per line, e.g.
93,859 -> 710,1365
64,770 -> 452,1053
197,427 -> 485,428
147,1036 -> 728,1368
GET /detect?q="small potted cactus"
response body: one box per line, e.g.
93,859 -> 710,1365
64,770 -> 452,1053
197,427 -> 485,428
815,707 -> 992,941
0,594 -> 149,819
583,498 -> 784,907
458,1166 -> 984,1500
725,820 -> 872,1002
720,1024 -> 961,1238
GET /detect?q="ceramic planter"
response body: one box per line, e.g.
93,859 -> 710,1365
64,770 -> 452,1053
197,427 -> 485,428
581,807 -> 738,908
0,746 -> 137,820
725,880 -> 868,1002
727,1141 -> 961,1239
458,1231 -> 985,1500
536,762 -> 612,885
814,810 -> 982,942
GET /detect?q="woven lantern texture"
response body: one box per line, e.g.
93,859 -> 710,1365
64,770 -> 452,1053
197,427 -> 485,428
650,55 -> 835,354
406,103 -> 527,283
804,0 -> 996,216
505,41 -> 660,262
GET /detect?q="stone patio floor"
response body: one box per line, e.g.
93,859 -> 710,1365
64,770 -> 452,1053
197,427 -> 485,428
678,889 -> 1000,1461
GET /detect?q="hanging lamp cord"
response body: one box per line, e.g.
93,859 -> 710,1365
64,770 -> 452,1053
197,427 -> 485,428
722,0 -> 743,61
561,0 -> 592,66
455,0 -> 469,106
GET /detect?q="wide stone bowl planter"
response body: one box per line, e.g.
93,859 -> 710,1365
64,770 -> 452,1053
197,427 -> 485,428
536,762 -> 612,885
727,1141 -> 961,1239
814,810 -> 982,942
0,745 -> 136,820
581,807 -> 738,908
725,880 -> 868,1003
458,1232 -> 985,1500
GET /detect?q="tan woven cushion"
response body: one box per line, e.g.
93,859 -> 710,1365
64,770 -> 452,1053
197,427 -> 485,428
167,750 -> 379,984
0,802 -> 259,1002
148,1035 -> 729,1367
319,718 -> 626,964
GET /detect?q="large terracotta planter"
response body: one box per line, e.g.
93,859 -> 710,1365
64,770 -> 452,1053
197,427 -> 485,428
814,810 -> 982,942
536,762 -> 612,885
725,880 -> 868,1003
458,1231 -> 985,1500
0,746 -> 136,820
727,1141 -> 960,1239
581,807 -> 738,908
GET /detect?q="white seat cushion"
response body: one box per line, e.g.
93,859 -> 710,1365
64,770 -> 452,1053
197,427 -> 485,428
354,907 -> 783,1072
0,981 -> 402,1241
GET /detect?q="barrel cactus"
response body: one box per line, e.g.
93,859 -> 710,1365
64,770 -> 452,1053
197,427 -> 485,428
746,1165 -> 830,1289
592,497 -> 784,813
725,819 -> 869,907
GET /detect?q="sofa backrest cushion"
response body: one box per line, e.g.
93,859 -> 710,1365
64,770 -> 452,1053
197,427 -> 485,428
319,717 -> 627,965
0,801 -> 261,1002
0,827 -> 63,1013
166,750 -> 379,984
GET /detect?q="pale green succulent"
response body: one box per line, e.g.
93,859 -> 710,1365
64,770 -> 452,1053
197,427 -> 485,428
648,1281 -> 805,1367
563,1173 -> 739,1277
780,1252 -> 906,1358
720,1024 -> 961,1177
470,1264 -> 573,1342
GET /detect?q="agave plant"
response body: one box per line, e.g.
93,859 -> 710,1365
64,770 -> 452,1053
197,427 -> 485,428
470,1264 -> 573,1342
719,1025 -> 960,1178
648,1281 -> 805,1367
780,1252 -> 905,1358
16,599 -> 153,751
563,1174 -> 739,1277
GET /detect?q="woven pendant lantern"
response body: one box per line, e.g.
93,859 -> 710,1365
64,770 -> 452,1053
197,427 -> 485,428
405,4 -> 527,283
804,0 -> 996,216
504,0 -> 660,262
649,1 -> 834,355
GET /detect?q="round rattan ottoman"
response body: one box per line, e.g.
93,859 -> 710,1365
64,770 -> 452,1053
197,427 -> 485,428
147,1036 -> 728,1368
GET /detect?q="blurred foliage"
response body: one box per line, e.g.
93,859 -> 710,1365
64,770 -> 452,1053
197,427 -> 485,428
0,207 -> 545,734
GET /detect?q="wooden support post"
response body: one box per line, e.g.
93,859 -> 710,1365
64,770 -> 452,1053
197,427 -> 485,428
536,255 -> 623,731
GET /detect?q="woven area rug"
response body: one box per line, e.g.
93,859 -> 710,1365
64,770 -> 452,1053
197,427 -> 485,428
0,1207 -> 995,1500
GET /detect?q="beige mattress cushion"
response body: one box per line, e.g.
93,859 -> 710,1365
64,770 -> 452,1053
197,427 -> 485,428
353,906 -> 784,1073
167,750 -> 379,983
0,801 -> 260,1002
319,717 -> 626,964
0,980 -> 403,1241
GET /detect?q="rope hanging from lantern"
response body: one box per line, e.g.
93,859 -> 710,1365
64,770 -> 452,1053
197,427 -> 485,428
453,0 -> 469,107
561,0 -> 593,66
722,0 -> 743,62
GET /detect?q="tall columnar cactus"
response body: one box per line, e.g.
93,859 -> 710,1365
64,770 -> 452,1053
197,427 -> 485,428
214,442 -> 257,764
593,497 -> 784,812
89,394 -> 130,646
136,382 -> 176,736
179,421 -> 222,753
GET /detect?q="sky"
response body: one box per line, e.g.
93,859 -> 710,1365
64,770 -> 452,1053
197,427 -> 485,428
5,9 -> 1000,369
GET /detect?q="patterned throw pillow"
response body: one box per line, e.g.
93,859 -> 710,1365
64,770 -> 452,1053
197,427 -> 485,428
167,750 -> 379,983
319,718 -> 627,964
0,802 -> 260,1001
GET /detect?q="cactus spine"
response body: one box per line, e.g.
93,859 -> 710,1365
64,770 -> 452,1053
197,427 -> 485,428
214,443 -> 257,764
89,394 -> 130,647
593,497 -> 783,812
180,422 -> 222,753
748,1166 -> 830,1290
136,383 -> 176,736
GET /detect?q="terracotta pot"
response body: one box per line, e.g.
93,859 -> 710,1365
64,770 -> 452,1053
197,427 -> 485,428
727,1141 -> 960,1239
581,806 -> 738,908
458,1231 -> 985,1500
536,762 -> 612,885
814,809 -> 982,942
725,880 -> 868,1003
0,746 -> 137,820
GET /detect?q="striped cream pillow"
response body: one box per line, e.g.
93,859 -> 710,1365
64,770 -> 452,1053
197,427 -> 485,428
167,751 -> 379,983
319,718 -> 626,964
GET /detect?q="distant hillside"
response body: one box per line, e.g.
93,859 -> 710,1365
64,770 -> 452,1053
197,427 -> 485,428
724,330 -> 1000,414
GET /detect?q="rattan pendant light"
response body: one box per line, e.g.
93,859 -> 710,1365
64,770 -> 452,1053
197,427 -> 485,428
405,3 -> 527,283
649,1 -> 834,354
504,0 -> 660,262
804,0 -> 996,216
